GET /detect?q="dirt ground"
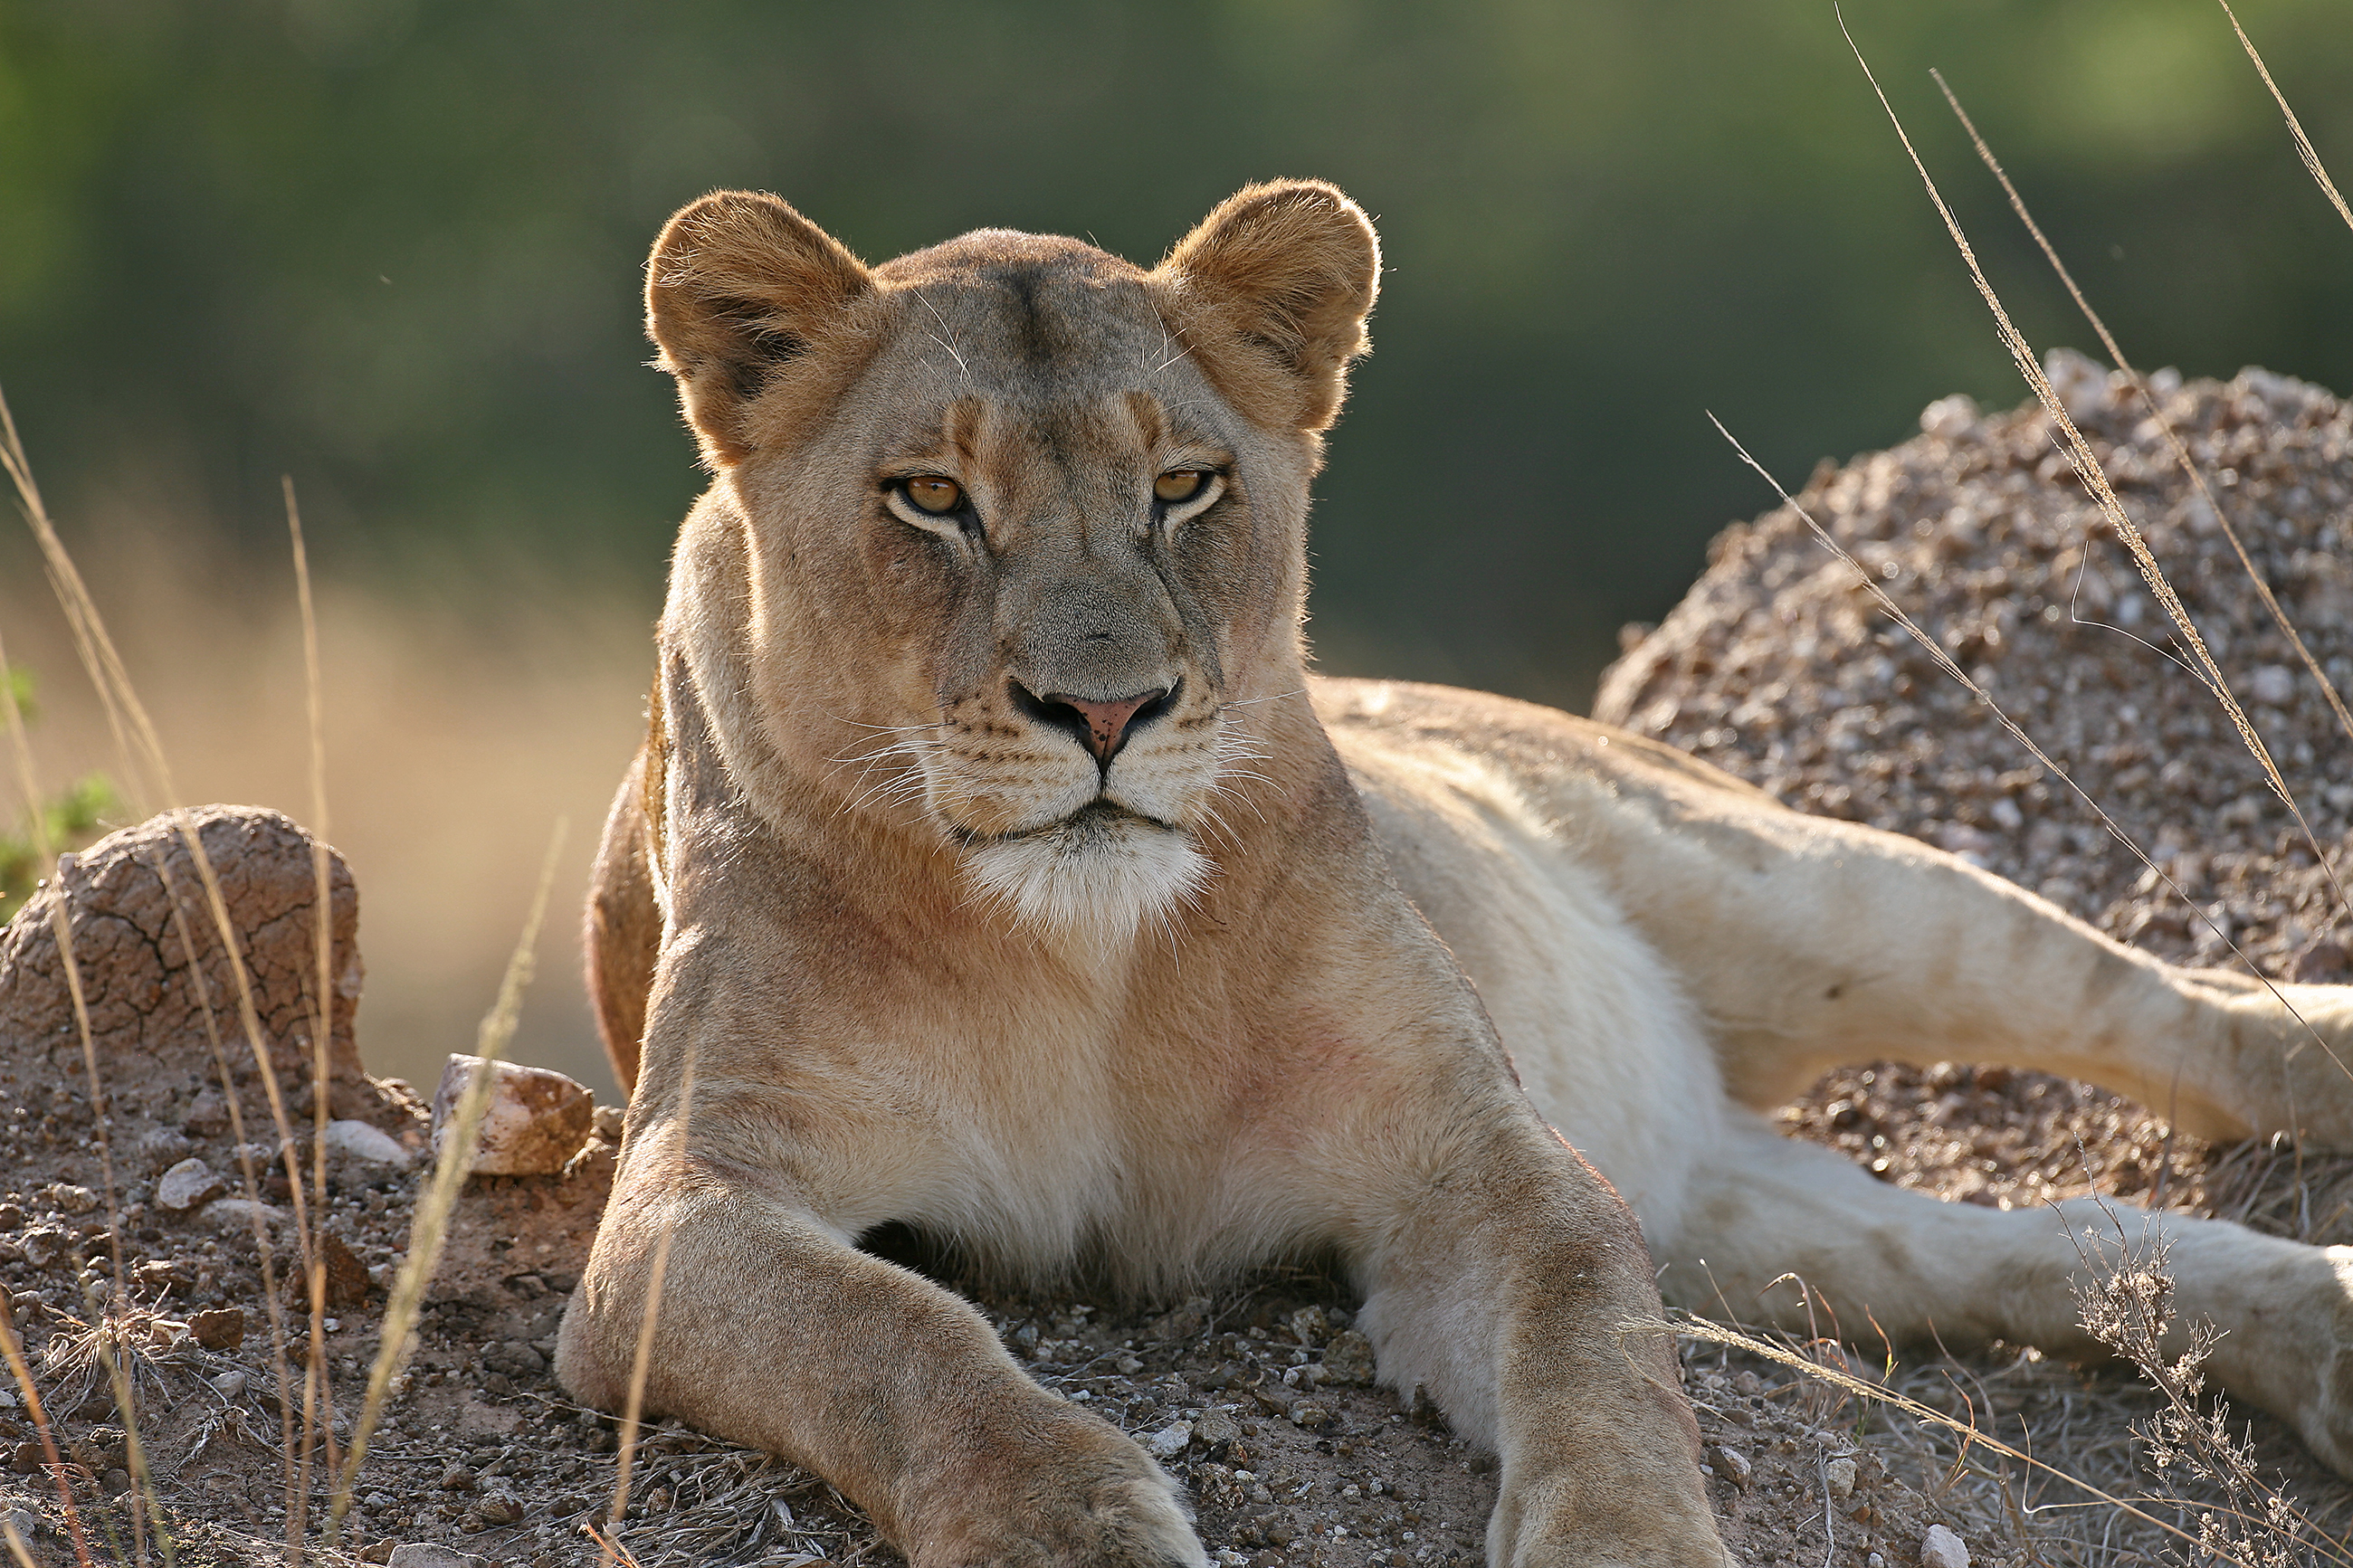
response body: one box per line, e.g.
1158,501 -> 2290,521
5,358 -> 2352,1567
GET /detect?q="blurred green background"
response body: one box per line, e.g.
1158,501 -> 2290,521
5,0 -> 2349,706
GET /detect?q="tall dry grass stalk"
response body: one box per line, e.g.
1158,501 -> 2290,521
1925,70 -> 2353,766
330,819 -> 567,1538
2215,0 -> 2353,239
284,475 -> 340,1549
5,385 -> 344,1563
607,1026 -> 700,1531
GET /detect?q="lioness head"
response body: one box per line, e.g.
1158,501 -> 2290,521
648,182 -> 1379,949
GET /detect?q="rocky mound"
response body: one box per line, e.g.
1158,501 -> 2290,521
1598,356 -> 2353,1544
1598,355 -> 2353,986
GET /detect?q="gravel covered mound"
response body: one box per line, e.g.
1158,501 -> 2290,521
1598,356 -> 2353,990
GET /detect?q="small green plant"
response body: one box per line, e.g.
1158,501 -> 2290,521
0,661 -> 119,924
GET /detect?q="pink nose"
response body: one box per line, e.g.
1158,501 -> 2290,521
1053,690 -> 1165,763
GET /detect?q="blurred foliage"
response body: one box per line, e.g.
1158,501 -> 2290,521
0,663 -> 118,922
1,0 -> 2348,704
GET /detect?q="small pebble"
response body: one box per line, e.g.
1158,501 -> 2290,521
48,1185 -> 98,1215
2246,664 -> 2295,707
1824,1455 -> 1857,1497
1921,1524 -> 1969,1568
157,1159 -> 227,1213
1710,1444 -> 1751,1490
1144,1421 -> 1192,1459
189,1307 -> 246,1350
323,1119 -> 413,1170
388,1547 -> 490,1568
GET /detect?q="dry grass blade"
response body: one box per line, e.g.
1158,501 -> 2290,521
284,476 -> 342,1546
146,846 -> 308,1528
4,384 -> 333,1558
332,817 -> 569,1534
0,1278 -> 91,1568
2215,0 -> 2353,237
610,1027 -> 701,1525
1832,10 -> 2350,1090
1929,67 -> 2353,895
0,385 -> 157,816
44,873 -> 157,1568
1,1515 -> 40,1568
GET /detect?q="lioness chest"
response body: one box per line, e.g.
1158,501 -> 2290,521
713,942 -> 1430,1288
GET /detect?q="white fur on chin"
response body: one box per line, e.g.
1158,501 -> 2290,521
963,811 -> 1209,954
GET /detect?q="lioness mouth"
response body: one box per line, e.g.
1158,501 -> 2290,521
958,798 -> 1209,947
961,798 -> 1176,846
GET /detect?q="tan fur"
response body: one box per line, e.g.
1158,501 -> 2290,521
560,183 -> 2353,1566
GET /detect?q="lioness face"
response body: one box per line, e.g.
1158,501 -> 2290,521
649,190 -> 1378,949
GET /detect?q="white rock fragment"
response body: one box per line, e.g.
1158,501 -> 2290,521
2246,664 -> 2295,707
1144,1421 -> 1193,1459
431,1055 -> 595,1177
46,1183 -> 98,1214
2043,347 -> 2113,423
1919,394 -> 1979,439
1920,1524 -> 1969,1568
156,1158 -> 226,1213
323,1118 -> 412,1169
388,1545 -> 491,1568
1824,1455 -> 1858,1497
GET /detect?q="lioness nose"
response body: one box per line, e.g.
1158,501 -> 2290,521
1013,682 -> 1174,765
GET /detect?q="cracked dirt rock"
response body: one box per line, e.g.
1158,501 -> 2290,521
0,805 -> 388,1128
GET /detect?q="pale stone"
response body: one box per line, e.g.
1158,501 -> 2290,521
1919,394 -> 1978,439
430,1055 -> 594,1177
1144,1421 -> 1192,1459
156,1158 -> 226,1213
1921,1524 -> 1969,1568
388,1546 -> 490,1568
323,1118 -> 412,1169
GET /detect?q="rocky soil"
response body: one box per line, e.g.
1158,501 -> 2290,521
5,356 -> 2351,1568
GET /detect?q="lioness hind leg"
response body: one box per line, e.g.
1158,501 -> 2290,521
1661,1117 -> 2353,1476
1579,767 -> 2353,1147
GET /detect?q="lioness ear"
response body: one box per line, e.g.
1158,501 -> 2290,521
647,191 -> 872,467
1154,180 -> 1380,432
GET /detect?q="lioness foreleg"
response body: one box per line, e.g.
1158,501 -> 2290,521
1340,1109 -> 1729,1568
556,1127 -> 1204,1568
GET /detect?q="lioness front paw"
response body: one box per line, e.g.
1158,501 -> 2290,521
914,1417 -> 1206,1568
1491,1468 -> 1732,1568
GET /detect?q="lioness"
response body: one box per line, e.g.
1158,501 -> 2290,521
557,180 -> 2353,1566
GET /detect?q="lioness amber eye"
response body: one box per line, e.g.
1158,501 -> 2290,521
903,477 -> 963,514
1155,470 -> 1206,504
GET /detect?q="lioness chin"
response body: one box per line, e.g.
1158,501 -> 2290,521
557,180 -> 2353,1567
